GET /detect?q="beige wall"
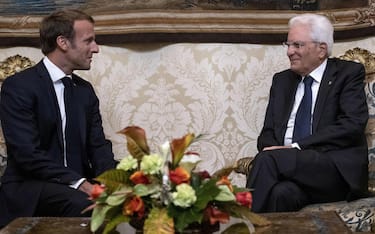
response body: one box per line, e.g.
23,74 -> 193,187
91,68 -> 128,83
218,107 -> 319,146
0,36 -> 374,185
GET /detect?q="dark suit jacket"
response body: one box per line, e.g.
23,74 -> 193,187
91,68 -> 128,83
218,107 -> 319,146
0,61 -> 117,224
257,58 -> 369,199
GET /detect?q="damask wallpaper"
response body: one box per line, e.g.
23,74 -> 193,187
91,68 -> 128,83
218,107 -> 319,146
0,37 -> 374,186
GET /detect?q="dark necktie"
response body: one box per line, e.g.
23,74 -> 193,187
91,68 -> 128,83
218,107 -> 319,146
61,77 -> 82,174
293,75 -> 314,142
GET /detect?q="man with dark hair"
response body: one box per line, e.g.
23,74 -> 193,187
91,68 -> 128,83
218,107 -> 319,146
0,9 -> 117,227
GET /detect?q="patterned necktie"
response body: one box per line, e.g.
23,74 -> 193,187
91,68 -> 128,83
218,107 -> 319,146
293,75 -> 314,142
61,77 -> 82,174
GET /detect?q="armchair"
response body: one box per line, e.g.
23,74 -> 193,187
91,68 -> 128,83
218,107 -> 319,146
0,55 -> 34,180
234,47 -> 375,232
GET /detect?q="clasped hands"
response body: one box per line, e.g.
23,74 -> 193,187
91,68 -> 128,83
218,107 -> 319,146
262,145 -> 293,151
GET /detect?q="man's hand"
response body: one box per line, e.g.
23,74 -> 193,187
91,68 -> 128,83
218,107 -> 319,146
78,180 -> 94,196
262,145 -> 292,151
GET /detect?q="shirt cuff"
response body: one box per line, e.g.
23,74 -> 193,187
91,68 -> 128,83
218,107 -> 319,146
69,178 -> 86,189
291,143 -> 301,150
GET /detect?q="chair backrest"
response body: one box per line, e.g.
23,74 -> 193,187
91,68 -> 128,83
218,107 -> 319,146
339,47 -> 375,193
0,55 -> 34,178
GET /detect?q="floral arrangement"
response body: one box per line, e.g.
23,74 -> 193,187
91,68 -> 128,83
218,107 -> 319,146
86,126 -> 269,234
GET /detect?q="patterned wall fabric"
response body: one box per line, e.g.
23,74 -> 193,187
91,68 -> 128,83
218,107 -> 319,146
0,37 -> 374,186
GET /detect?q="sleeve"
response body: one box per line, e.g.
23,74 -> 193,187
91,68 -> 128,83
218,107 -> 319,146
0,75 -> 82,184
298,62 -> 368,151
257,74 -> 281,151
86,84 -> 117,176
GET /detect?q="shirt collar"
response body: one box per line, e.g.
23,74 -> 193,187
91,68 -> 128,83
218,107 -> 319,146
43,57 -> 69,83
307,59 -> 328,83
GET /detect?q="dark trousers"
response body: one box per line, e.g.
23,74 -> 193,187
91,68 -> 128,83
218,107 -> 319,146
246,148 -> 349,213
0,181 -> 92,228
34,182 -> 93,217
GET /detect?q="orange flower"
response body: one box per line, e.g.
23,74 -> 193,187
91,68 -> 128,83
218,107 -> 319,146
89,184 -> 105,200
124,196 -> 145,218
235,191 -> 253,208
204,206 -> 230,225
169,167 -> 190,185
130,171 -> 150,184
170,133 -> 195,167
216,176 -> 233,192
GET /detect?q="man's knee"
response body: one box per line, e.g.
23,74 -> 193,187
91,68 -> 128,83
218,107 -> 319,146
63,191 -> 93,216
267,181 -> 308,212
252,151 -> 277,170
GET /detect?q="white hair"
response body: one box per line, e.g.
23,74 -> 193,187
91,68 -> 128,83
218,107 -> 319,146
289,13 -> 334,56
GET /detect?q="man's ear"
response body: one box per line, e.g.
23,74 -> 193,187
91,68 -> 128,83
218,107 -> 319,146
56,35 -> 69,51
319,42 -> 328,58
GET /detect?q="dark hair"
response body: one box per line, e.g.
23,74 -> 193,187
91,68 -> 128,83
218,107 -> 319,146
39,9 -> 94,55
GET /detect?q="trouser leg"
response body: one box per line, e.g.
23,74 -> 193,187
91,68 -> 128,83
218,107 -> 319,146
34,182 -> 92,217
246,149 -> 348,213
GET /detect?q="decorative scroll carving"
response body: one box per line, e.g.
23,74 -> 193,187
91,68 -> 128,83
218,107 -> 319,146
0,55 -> 34,81
339,47 -> 375,82
354,0 -> 375,25
0,55 -> 34,165
0,2 -> 373,45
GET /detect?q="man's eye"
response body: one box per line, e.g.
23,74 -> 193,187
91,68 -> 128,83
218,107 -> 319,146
293,42 -> 302,48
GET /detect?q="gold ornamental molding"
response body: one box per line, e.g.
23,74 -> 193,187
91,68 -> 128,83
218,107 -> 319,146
0,55 -> 34,81
0,1 -> 374,45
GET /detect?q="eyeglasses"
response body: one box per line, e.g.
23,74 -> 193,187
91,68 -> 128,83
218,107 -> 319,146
282,41 -> 320,49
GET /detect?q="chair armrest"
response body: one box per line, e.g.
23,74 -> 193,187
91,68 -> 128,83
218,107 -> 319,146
234,157 -> 254,176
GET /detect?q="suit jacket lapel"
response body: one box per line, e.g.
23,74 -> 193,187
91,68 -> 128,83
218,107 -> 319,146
282,73 -> 300,125
72,75 -> 85,146
36,62 -> 64,149
278,72 -> 300,142
312,58 -> 337,132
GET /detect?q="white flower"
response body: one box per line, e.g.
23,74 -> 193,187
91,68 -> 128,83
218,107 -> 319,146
116,155 -> 138,171
140,154 -> 163,175
179,153 -> 201,172
171,183 -> 197,208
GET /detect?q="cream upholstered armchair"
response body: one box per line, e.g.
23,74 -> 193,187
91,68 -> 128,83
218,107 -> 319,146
0,55 -> 35,177
234,47 -> 375,232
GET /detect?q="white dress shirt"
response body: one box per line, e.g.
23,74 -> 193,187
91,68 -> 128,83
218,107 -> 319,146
43,57 -> 85,189
284,59 -> 327,146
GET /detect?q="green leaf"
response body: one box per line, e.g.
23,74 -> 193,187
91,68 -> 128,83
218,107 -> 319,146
90,204 -> 112,232
106,186 -> 132,206
194,179 -> 221,210
95,169 -> 131,193
126,136 -> 149,161
134,183 -> 161,197
215,185 -> 236,202
190,173 -> 202,189
103,214 -> 129,234
144,207 -> 174,234
220,203 -> 271,227
221,222 -> 251,234
168,206 -> 203,232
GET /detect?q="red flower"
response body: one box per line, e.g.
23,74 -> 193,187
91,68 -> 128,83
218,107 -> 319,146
197,170 -> 211,180
130,171 -> 150,184
124,196 -> 145,218
89,184 -> 105,200
169,166 -> 190,185
235,191 -> 253,208
204,206 -> 230,225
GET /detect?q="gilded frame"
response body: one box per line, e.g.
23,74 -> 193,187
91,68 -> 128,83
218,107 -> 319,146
0,0 -> 374,46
